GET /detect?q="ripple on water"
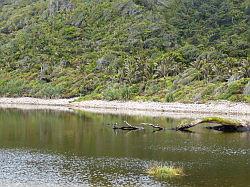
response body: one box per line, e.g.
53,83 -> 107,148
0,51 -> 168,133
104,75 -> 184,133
0,149 -> 178,187
146,144 -> 250,156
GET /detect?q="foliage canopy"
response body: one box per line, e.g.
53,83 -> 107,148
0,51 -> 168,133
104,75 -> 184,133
0,0 -> 249,102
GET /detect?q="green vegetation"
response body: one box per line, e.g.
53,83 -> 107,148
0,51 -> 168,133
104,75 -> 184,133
201,117 -> 242,126
0,0 -> 249,102
147,166 -> 184,179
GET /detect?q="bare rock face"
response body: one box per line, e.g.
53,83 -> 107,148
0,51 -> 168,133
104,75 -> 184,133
0,0 -> 7,6
96,57 -> 110,71
48,0 -> 74,15
39,63 -> 51,83
60,60 -> 70,68
243,81 -> 250,95
114,1 -> 142,16
18,56 -> 31,70
133,0 -> 168,10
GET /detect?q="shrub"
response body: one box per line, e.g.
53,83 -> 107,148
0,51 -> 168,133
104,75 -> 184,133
102,84 -> 138,101
218,78 -> 249,100
165,93 -> 174,102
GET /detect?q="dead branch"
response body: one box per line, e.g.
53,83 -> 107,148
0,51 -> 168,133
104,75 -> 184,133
109,117 -> 250,133
141,123 -> 164,131
112,121 -> 144,131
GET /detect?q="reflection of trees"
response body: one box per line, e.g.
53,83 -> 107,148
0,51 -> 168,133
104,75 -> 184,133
0,108 -> 250,186
0,109 -> 249,154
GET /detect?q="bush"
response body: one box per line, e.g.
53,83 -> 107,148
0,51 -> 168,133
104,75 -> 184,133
102,84 -> 138,101
165,93 -> 174,102
0,79 -> 28,96
218,78 -> 249,100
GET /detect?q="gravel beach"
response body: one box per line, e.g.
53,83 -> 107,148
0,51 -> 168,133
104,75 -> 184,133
0,97 -> 249,120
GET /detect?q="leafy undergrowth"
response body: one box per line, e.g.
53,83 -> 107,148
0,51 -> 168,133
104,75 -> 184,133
74,78 -> 250,103
1,68 -> 249,103
0,0 -> 249,102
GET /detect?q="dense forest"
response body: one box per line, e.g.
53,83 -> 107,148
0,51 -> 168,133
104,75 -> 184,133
0,0 -> 249,102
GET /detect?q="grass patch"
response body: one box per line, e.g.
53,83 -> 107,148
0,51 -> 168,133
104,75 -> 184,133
147,166 -> 184,179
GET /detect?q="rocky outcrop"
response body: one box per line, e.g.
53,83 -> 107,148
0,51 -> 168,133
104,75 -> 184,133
114,1 -> 142,16
48,0 -> 74,15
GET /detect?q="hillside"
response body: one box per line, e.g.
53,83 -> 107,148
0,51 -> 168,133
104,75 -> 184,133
0,0 -> 249,102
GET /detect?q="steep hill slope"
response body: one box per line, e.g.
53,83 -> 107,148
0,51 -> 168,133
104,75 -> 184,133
0,0 -> 249,102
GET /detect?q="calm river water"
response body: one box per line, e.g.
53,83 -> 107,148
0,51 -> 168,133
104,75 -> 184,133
0,108 -> 249,186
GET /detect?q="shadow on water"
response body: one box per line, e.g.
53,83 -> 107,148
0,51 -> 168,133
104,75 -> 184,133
0,108 -> 249,186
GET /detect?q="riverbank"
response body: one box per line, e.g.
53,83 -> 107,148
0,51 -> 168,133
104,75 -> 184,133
0,97 -> 249,120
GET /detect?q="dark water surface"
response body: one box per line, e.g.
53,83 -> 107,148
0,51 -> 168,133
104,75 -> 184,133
0,108 -> 249,187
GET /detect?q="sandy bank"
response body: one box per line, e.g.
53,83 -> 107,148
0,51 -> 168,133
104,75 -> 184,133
0,97 -> 74,106
0,97 -> 249,120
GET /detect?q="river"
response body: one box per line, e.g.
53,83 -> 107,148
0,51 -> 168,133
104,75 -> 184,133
0,108 -> 249,186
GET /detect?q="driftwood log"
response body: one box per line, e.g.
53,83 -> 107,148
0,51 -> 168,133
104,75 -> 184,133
113,121 -> 144,131
141,123 -> 165,131
109,117 -> 250,133
112,121 -> 165,131
174,117 -> 250,132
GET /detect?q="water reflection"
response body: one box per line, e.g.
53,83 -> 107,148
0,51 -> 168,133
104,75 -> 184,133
0,108 -> 249,186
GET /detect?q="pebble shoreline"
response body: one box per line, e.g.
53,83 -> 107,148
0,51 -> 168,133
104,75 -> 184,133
0,97 -> 249,120
74,100 -> 250,115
